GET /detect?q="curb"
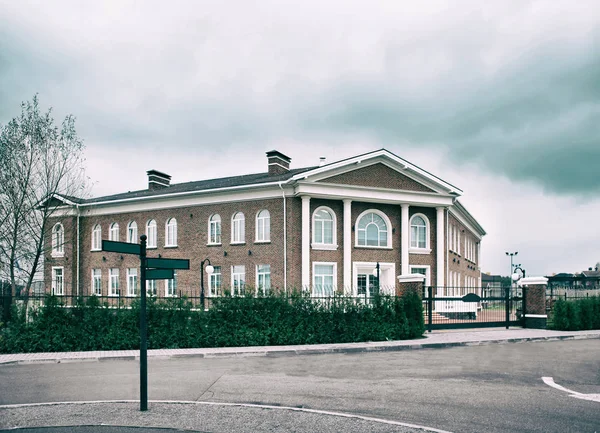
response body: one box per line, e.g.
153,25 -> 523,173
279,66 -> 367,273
1,332 -> 599,366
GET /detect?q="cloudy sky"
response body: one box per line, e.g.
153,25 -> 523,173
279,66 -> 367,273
1,0 -> 598,277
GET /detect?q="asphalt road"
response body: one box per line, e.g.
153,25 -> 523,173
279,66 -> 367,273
1,339 -> 599,433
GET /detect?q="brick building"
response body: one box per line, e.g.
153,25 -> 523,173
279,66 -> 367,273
44,149 -> 485,299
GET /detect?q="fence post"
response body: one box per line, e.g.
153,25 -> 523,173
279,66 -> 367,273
522,286 -> 527,328
428,286 -> 433,333
505,286 -> 510,329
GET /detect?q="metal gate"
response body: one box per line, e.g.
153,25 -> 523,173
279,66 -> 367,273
423,287 -> 524,331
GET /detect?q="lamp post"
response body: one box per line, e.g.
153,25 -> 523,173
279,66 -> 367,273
372,262 -> 380,296
200,258 -> 214,308
505,251 -> 518,282
512,265 -> 526,282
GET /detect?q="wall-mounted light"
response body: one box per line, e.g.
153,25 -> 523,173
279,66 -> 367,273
120,255 -> 124,260
352,225 -> 355,231
102,256 -> 106,262
392,228 -> 396,234
190,213 -> 193,218
158,254 -> 162,258
223,251 -> 228,257
453,258 -> 456,262
248,250 -> 252,256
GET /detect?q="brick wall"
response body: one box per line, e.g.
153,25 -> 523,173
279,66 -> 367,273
447,213 -> 481,288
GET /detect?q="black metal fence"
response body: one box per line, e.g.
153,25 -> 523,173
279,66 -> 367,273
423,286 -> 523,331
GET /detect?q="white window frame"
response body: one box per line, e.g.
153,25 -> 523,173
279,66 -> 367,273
255,210 -> 271,243
231,212 -> 245,244
209,266 -> 221,296
146,279 -> 157,297
91,269 -> 102,296
91,224 -> 101,251
127,221 -> 138,243
52,266 -> 64,295
409,265 -> 431,287
312,262 -> 337,297
109,268 -> 120,296
109,222 -> 119,241
231,265 -> 245,296
256,264 -> 271,294
165,271 -> 177,297
165,218 -> 177,247
353,262 -> 396,296
51,223 -> 65,257
409,213 -> 431,253
208,214 -> 222,245
146,219 -> 157,248
355,209 -> 392,249
127,268 -> 138,296
312,206 -> 337,250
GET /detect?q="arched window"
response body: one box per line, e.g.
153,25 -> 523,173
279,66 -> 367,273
165,218 -> 177,246
52,223 -> 64,256
209,214 -> 221,244
146,219 -> 157,248
312,207 -> 336,248
356,210 -> 390,247
410,214 -> 430,250
91,224 -> 101,251
127,221 -> 138,243
256,210 -> 270,242
231,212 -> 245,243
109,222 -> 119,241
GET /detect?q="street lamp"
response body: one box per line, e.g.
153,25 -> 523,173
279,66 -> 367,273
505,251 -> 518,280
371,262 -> 380,296
512,265 -> 526,283
200,258 -> 214,307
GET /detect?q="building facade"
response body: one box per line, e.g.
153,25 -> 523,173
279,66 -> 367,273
44,149 -> 486,298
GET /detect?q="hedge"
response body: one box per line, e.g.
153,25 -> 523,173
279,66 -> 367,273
0,291 -> 425,353
549,296 -> 600,331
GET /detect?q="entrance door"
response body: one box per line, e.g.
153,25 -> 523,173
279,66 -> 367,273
357,273 -> 378,298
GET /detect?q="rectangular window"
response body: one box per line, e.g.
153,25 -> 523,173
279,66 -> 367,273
92,226 -> 101,251
356,274 -> 377,297
52,267 -> 64,295
109,268 -> 119,296
209,266 -> 221,296
165,271 -> 177,297
92,269 -> 102,296
127,268 -> 138,296
210,220 -> 221,244
232,265 -> 245,296
313,263 -> 335,297
128,224 -> 137,243
256,264 -> 271,294
410,266 -> 431,287
146,279 -> 157,296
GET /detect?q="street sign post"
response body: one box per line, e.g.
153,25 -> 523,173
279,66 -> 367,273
102,237 -> 189,412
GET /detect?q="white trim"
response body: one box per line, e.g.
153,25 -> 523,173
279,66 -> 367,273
51,223 -> 65,257
109,222 -> 120,242
397,274 -> 426,283
146,219 -> 157,248
301,196 -> 310,289
165,217 -> 178,247
409,265 -> 431,287
127,221 -> 138,244
126,268 -> 138,297
409,213 -> 430,250
294,182 -> 455,207
436,207 -> 445,288
353,261 -> 396,296
343,199 -> 352,294
524,314 -> 548,318
91,224 -> 102,251
517,276 -> 548,286
255,264 -> 271,294
311,205 -> 337,248
109,268 -> 120,297
51,266 -> 64,295
401,204 -> 409,275
268,161 -> 290,171
91,268 -> 102,296
449,203 -> 485,240
231,265 -> 246,296
208,213 -> 222,245
312,261 -> 338,296
355,209 -> 393,248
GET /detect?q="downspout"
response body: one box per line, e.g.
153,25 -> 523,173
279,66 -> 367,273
76,204 -> 80,296
278,182 -> 287,295
446,207 -> 449,294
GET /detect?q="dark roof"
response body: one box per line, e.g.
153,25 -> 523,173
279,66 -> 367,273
81,166 -> 317,205
582,269 -> 600,278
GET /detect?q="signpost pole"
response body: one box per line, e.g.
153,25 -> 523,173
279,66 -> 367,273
139,235 -> 148,411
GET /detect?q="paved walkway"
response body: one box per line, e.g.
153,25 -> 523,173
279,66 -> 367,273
2,328 -> 599,365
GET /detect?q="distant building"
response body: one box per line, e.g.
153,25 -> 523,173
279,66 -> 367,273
44,149 -> 486,298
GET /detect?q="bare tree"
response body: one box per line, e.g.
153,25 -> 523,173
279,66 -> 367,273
0,95 -> 88,315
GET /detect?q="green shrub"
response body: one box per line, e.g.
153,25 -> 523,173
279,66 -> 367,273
550,296 -> 600,331
0,291 -> 425,353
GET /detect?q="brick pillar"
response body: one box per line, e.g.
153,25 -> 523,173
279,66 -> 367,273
397,274 -> 425,297
518,277 -> 548,329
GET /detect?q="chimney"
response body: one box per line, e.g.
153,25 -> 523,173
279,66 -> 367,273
147,169 -> 171,190
319,156 -> 326,167
266,150 -> 291,176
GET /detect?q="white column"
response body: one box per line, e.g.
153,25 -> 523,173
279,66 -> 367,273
436,207 -> 445,288
401,204 -> 409,275
301,196 -> 311,290
343,199 -> 352,295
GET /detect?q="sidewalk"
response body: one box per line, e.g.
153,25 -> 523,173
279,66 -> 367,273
1,328 -> 599,365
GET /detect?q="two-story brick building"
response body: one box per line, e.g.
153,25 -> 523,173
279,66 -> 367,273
45,149 -> 485,299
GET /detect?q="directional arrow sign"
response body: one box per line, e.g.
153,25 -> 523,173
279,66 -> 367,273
102,240 -> 141,255
146,269 -> 174,280
146,257 -> 190,270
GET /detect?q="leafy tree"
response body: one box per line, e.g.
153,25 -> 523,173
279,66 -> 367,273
0,95 -> 88,318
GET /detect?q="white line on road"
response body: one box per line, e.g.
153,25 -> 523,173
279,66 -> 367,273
542,377 -> 600,403
0,399 -> 454,433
